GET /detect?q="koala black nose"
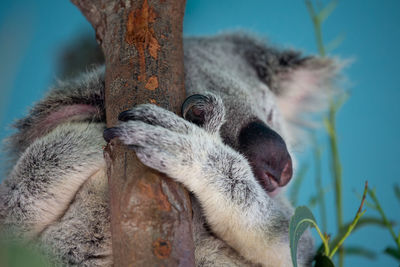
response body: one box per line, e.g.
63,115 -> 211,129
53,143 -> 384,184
238,120 -> 292,196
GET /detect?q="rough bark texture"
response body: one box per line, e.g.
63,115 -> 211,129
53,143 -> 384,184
71,0 -> 195,266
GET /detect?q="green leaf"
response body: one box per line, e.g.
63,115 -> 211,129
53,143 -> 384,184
289,206 -> 318,267
343,246 -> 377,260
394,184 -> 400,204
326,33 -> 345,53
317,0 -> 338,22
384,246 -> 400,260
314,254 -> 335,267
315,243 -> 325,256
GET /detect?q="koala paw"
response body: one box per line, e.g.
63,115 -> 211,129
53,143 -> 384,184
103,93 -> 225,178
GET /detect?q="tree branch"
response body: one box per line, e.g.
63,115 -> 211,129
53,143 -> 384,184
71,0 -> 195,265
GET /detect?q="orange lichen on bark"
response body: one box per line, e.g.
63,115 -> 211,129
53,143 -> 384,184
145,76 -> 159,90
125,0 -> 160,82
149,35 -> 160,59
138,180 -> 172,211
153,238 -> 172,259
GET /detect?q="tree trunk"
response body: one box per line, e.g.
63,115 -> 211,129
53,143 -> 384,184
71,0 -> 195,266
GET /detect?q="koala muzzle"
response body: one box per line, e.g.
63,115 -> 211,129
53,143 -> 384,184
238,120 -> 292,197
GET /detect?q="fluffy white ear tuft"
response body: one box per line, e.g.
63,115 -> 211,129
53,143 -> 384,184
277,57 -> 345,129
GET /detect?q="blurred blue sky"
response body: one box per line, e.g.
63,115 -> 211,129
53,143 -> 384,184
0,1 -> 399,266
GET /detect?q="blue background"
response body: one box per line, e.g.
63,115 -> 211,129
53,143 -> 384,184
0,1 -> 399,266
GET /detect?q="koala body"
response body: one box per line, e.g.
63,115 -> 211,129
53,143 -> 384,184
0,34 -> 338,266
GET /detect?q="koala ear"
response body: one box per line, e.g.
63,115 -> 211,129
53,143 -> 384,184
240,38 -> 342,125
274,56 -> 343,127
235,34 -> 345,144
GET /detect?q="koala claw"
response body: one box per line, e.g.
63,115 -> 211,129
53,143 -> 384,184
104,119 -> 193,176
116,104 -> 193,134
103,96 -> 226,183
117,110 -> 135,122
103,127 -> 120,142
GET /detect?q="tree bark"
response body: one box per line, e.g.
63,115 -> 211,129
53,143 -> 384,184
71,0 -> 195,266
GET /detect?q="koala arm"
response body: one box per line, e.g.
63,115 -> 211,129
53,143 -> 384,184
104,101 -> 312,267
0,122 -> 106,238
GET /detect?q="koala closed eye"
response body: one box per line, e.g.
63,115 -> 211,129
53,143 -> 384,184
182,94 -> 211,126
182,93 -> 225,135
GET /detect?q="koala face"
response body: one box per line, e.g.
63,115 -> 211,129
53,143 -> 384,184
183,34 -> 339,196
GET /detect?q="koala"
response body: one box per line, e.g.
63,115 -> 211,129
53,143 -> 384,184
0,33 -> 339,266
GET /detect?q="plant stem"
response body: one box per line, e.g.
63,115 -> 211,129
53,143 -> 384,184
368,189 -> 400,251
330,182 -> 368,258
327,100 -> 344,266
305,1 -> 344,265
307,219 -> 330,256
327,102 -> 343,231
313,135 -> 327,232
330,210 -> 366,258
305,0 -> 326,56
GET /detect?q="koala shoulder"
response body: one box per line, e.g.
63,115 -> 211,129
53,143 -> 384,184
5,67 -> 106,164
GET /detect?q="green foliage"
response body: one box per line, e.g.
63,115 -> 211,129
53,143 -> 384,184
303,1 -> 347,265
0,240 -> 52,267
289,206 -> 327,267
289,184 -> 368,267
291,1 -> 400,266
329,216 -> 392,249
367,188 -> 400,262
384,247 -> 400,261
325,34 -> 345,54
314,254 -> 335,267
312,136 -> 327,231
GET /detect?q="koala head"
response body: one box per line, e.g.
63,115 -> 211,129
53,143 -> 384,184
183,34 -> 340,197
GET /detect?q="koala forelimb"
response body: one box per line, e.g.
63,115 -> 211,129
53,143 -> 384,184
0,33 -> 339,266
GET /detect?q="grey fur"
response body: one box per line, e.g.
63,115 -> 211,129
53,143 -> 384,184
0,33 -> 339,266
